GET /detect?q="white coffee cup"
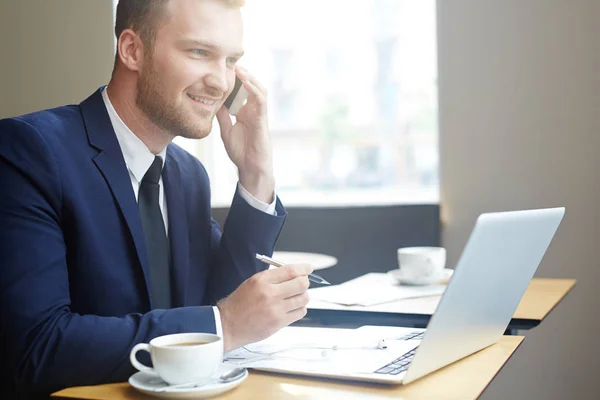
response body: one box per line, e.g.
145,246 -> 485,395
397,246 -> 446,284
130,332 -> 223,385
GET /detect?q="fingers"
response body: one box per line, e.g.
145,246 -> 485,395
235,66 -> 267,116
275,275 -> 310,299
283,291 -> 310,313
236,66 -> 267,96
263,263 -> 314,284
284,304 -> 308,326
218,263 -> 314,349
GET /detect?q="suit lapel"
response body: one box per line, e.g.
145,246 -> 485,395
163,150 -> 190,307
80,88 -> 152,305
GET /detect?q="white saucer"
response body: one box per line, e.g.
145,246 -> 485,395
272,251 -> 338,270
129,364 -> 248,399
387,268 -> 454,286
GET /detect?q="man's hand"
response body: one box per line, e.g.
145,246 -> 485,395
217,263 -> 314,352
216,66 -> 274,204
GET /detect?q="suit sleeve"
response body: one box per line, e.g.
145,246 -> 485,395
0,118 -> 220,396
204,178 -> 287,305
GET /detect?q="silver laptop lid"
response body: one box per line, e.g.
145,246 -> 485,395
402,207 -> 565,384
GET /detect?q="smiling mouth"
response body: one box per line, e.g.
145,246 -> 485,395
187,93 -> 218,108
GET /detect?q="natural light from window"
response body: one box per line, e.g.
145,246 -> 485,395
114,0 -> 439,207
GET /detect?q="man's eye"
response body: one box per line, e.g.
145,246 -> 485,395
226,58 -> 238,68
191,49 -> 208,56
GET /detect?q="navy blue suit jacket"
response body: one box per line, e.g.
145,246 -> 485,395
0,89 -> 286,397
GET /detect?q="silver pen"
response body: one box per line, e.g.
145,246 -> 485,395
255,254 -> 331,285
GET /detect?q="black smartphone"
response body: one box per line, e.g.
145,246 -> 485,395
224,76 -> 248,115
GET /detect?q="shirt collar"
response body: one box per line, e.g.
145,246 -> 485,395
101,87 -> 167,183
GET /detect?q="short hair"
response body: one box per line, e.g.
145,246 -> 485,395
112,0 -> 246,72
114,0 -> 169,52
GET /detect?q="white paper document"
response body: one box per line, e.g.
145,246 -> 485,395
223,326 -> 417,375
307,273 -> 446,306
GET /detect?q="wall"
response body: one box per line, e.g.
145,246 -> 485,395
438,0 -> 599,398
0,0 -> 114,118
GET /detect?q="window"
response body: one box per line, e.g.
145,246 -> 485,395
116,0 -> 439,207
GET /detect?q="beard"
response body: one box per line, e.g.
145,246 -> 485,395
136,57 -> 215,140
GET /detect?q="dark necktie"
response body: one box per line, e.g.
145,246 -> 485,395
138,156 -> 171,309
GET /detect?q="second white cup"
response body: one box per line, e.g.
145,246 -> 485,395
397,246 -> 446,284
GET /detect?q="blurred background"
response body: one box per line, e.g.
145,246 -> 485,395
1,1 -> 598,398
175,0 -> 439,208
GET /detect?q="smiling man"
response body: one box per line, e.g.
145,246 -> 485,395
0,0 -> 313,398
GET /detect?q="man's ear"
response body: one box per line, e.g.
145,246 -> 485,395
116,29 -> 145,72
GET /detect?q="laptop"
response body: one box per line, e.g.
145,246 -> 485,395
225,207 -> 565,384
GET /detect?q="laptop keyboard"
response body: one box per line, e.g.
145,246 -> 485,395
400,331 -> 425,341
375,348 -> 416,375
375,331 -> 424,375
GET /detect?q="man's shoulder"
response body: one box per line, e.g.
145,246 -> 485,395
0,104 -> 84,141
0,103 -> 93,181
0,106 -> 83,191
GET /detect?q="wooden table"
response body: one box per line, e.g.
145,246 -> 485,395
304,278 -> 576,332
52,336 -> 524,400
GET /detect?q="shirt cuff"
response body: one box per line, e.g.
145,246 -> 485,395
237,182 -> 277,216
212,306 -> 223,339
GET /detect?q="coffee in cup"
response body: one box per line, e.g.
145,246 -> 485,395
130,332 -> 223,385
397,246 -> 446,285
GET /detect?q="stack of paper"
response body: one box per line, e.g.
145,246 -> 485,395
308,272 -> 446,306
224,326 -> 419,375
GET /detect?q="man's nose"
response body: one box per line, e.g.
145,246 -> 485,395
204,62 -> 229,94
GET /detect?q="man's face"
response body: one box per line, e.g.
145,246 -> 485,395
136,0 -> 243,139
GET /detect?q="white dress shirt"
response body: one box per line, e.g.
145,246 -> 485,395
101,87 -> 276,338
